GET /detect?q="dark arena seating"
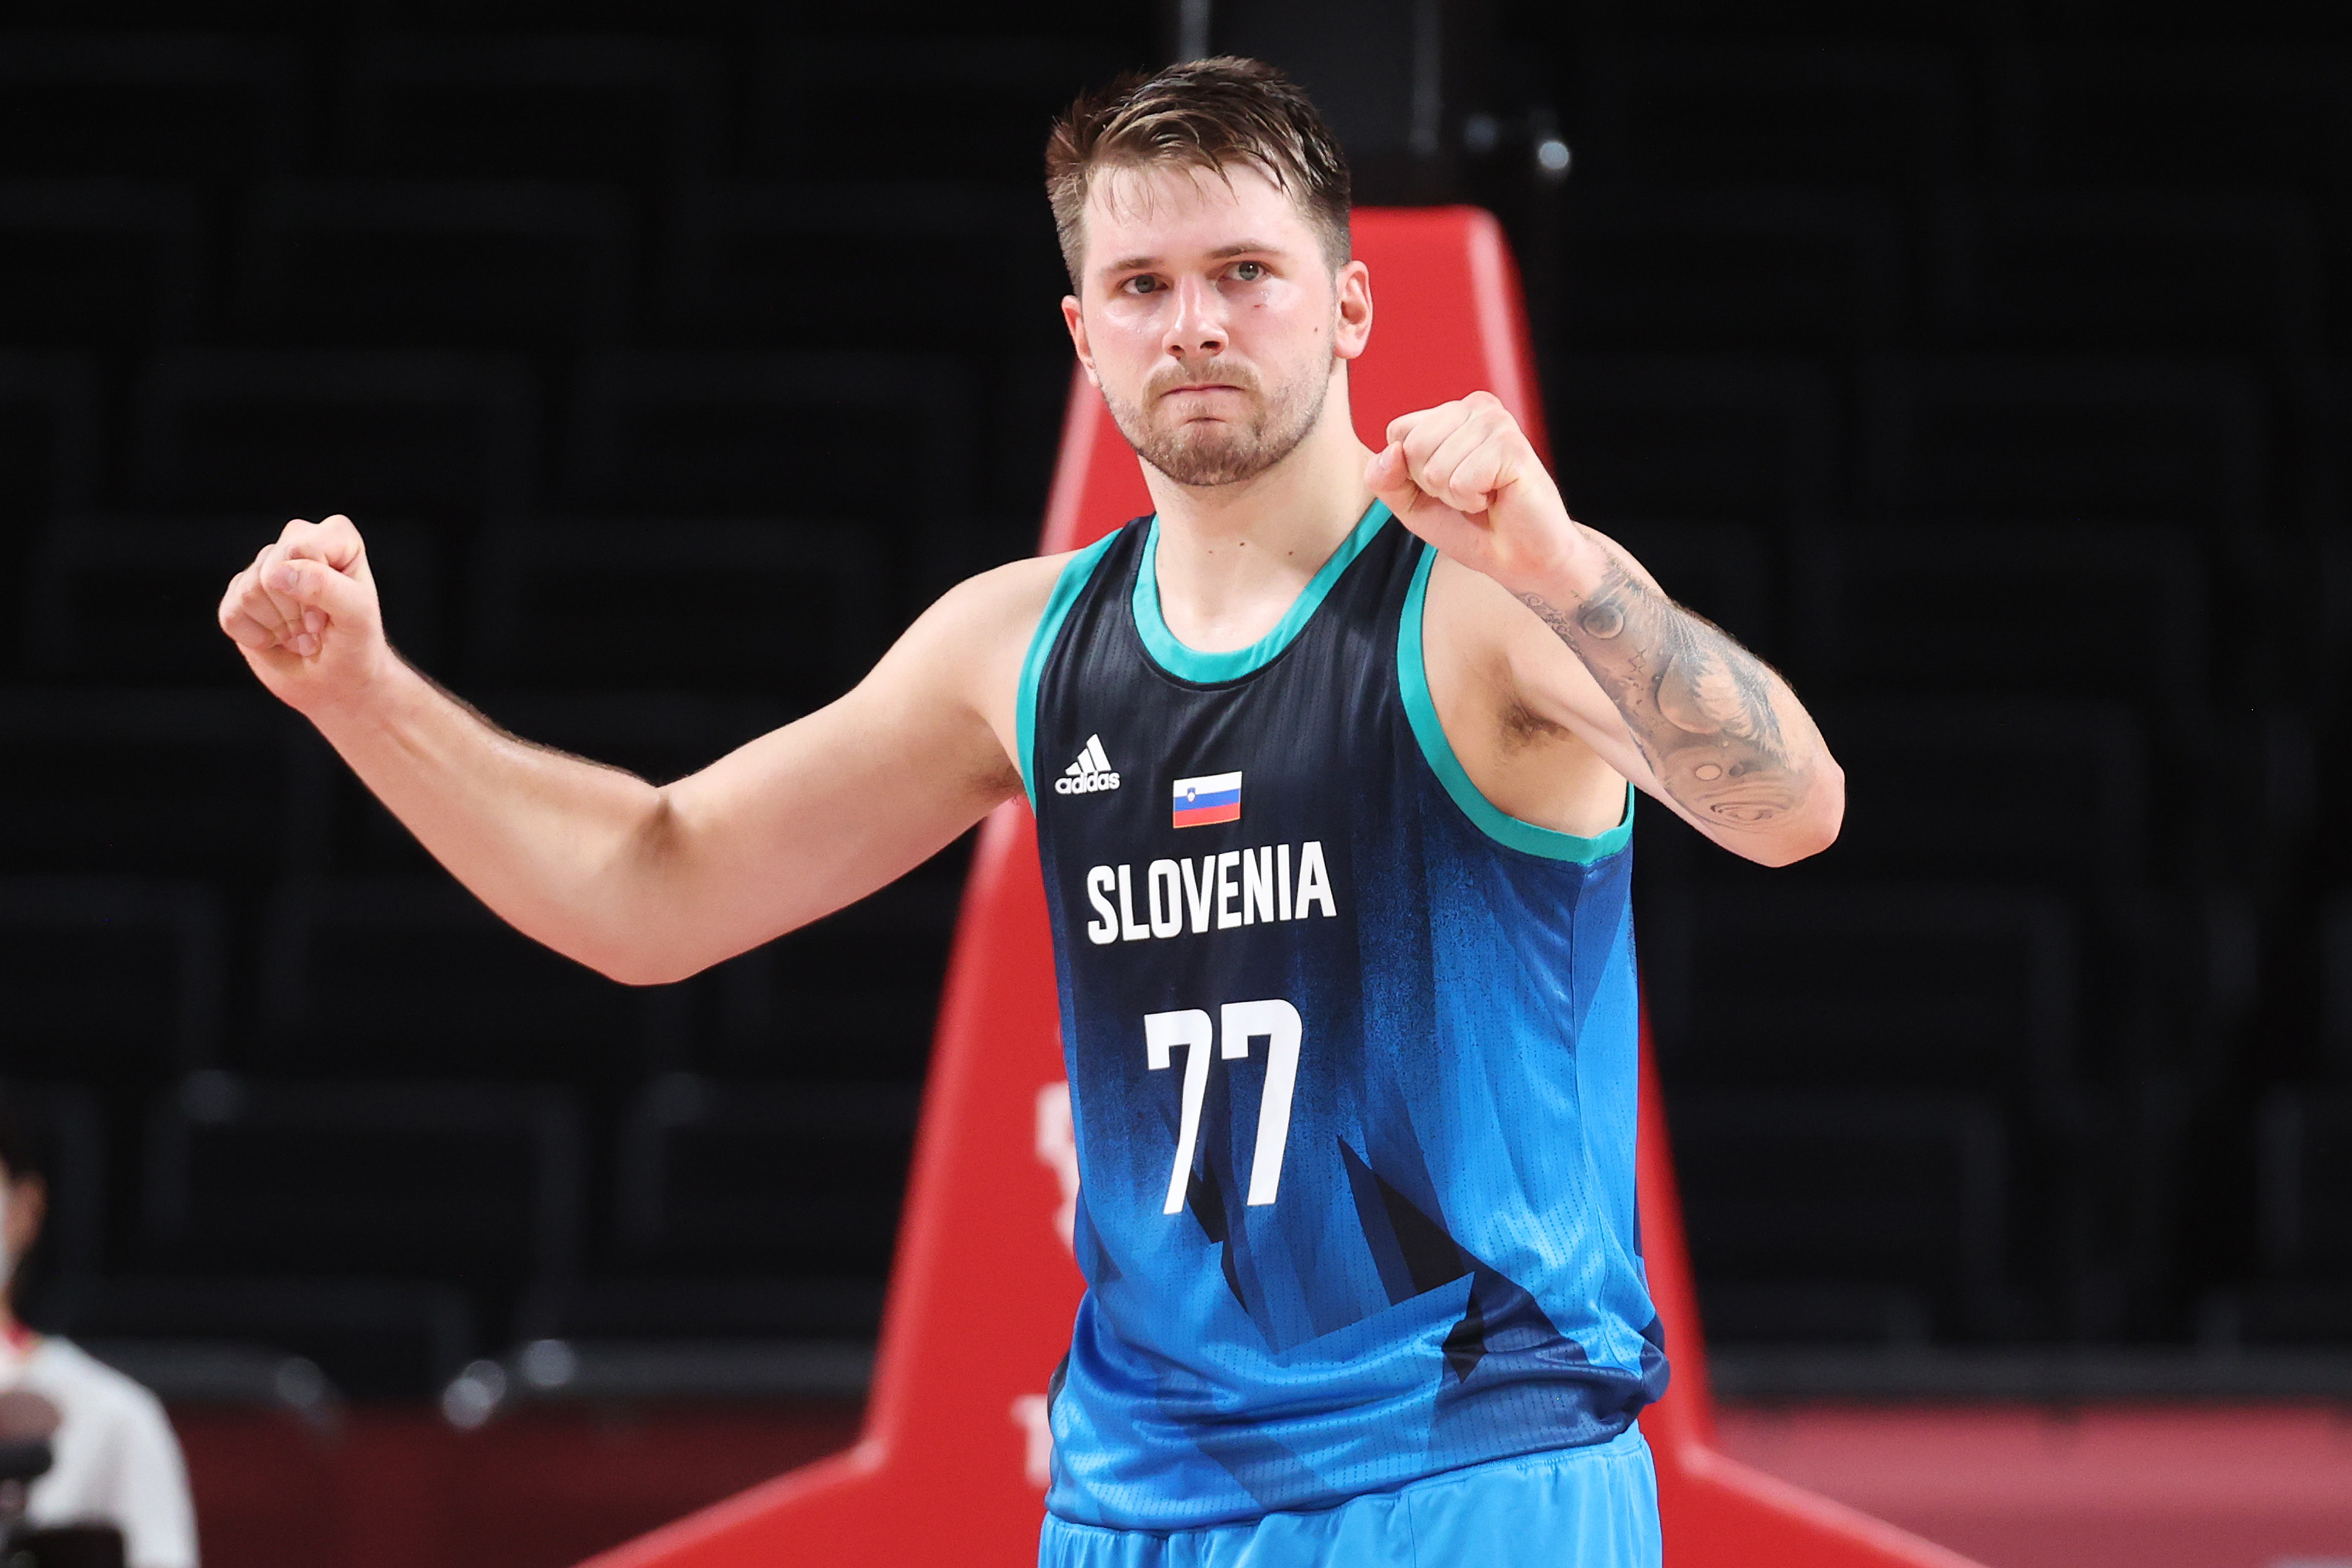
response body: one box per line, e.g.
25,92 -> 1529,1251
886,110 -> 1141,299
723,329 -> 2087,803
0,3 -> 2345,1567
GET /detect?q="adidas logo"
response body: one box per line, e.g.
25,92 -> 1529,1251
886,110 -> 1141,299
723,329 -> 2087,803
1055,734 -> 1121,795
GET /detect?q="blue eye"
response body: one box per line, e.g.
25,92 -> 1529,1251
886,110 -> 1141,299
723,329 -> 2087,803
1232,262 -> 1265,281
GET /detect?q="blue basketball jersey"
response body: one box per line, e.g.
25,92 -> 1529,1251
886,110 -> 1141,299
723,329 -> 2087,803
1021,502 -> 1666,1532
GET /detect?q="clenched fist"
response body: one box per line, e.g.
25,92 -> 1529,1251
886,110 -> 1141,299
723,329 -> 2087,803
216,514 -> 391,714
1364,390 -> 1605,599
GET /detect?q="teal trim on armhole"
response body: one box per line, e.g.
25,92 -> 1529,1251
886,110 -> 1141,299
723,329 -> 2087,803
1016,531 -> 1122,807
1398,544 -> 1634,863
1131,500 -> 1394,683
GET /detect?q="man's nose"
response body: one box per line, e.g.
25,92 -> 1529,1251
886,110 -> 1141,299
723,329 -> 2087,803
1161,274 -> 1225,359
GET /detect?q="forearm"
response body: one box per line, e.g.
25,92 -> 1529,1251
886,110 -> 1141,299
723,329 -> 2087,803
303,656 -> 676,977
1516,548 -> 1839,852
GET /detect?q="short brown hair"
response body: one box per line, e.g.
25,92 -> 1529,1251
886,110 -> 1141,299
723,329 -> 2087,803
1045,56 -> 1352,288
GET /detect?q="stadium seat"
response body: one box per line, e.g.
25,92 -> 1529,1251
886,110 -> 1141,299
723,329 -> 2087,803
2255,1087 -> 2352,1278
131,347 -> 537,518
563,352 -> 968,525
255,879 -> 690,1079
122,1073 -> 586,1391
1557,191 -> 1903,354
0,879 -> 221,1085
2314,896 -> 2352,1078
0,179 -> 205,347
236,179 -> 635,347
1547,355 -> 1838,529
511,1071 -> 919,1359
520,1275 -> 885,1346
1793,698 -> 2150,890
341,36 -> 724,183
0,1079 -> 106,1317
2205,1281 -> 2352,1348
1929,192 -> 2324,358
2200,1087 -> 2352,1349
609,1075 -> 918,1279
141,1074 -> 585,1279
467,520 -> 885,703
659,181 -> 1062,354
1857,357 -> 2266,529
754,36 -> 1132,184
25,516 -> 443,686
1639,695 -> 2157,896
308,690 -> 791,878
706,876 -> 962,1080
63,1275 -> 476,1401
1578,44 -> 1964,191
0,351 -> 100,527
0,33 -> 303,181
1791,527 -> 2211,720
1575,0 -> 1991,40
1994,48 -> 2348,193
1642,884 -> 2079,1105
0,689 -> 307,880
1670,1090 -> 2011,1340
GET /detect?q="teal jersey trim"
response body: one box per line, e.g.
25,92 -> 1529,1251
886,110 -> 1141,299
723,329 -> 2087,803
1017,531 -> 1122,806
1398,542 -> 1634,863
1131,500 -> 1394,684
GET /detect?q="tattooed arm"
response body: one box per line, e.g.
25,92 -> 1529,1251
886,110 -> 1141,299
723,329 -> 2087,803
1514,560 -> 1813,832
1368,393 -> 1842,865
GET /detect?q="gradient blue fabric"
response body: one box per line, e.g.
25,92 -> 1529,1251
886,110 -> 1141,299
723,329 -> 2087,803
1037,1427 -> 1661,1568
1025,510 -> 1666,1532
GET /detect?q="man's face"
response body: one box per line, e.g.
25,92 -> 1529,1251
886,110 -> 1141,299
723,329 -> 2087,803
1063,161 -> 1366,488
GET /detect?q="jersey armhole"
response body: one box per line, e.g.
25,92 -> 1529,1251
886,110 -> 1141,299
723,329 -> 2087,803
1397,544 -> 1634,863
1015,531 -> 1123,807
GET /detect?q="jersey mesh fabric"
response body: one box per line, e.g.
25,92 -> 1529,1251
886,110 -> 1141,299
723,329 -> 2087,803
1028,508 -> 1666,1530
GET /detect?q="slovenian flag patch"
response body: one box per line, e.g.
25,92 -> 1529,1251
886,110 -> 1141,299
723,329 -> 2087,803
1171,771 -> 1242,828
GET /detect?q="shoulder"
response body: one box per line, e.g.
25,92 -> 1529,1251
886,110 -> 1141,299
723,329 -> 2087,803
907,550 -> 1100,653
927,550 -> 1090,640
26,1339 -> 175,1434
883,545 -> 1112,687
842,545 -> 1118,777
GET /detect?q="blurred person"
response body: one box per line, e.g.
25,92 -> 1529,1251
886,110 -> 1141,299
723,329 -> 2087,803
0,1102 -> 198,1568
216,57 -> 1840,1568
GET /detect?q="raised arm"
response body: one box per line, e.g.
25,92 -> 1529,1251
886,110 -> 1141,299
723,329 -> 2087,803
1369,392 -> 1843,865
219,514 -> 1049,984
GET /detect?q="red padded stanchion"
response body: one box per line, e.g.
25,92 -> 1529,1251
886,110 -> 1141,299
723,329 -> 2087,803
582,208 -> 1981,1568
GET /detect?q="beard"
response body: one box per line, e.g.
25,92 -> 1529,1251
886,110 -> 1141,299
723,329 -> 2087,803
1102,349 -> 1331,488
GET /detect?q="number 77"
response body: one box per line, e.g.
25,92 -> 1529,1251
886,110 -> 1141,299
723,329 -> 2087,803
1144,999 -> 1302,1216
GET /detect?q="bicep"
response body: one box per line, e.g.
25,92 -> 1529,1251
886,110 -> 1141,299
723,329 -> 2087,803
645,565 -> 1042,953
1493,531 -> 1839,859
1469,541 -> 1742,832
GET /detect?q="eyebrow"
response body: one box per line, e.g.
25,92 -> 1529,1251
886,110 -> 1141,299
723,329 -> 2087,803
1097,239 -> 1289,278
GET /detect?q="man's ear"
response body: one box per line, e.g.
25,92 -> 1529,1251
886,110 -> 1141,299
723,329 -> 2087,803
1333,259 -> 1373,362
1062,295 -> 1101,388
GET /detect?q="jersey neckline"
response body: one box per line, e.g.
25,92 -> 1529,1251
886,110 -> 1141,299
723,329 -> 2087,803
1130,500 -> 1393,684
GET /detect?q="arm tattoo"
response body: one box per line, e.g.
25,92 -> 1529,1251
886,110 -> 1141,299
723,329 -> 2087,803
1518,561 -> 1808,829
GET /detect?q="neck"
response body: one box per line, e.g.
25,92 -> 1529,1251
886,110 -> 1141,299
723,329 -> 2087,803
1137,369 -> 1377,653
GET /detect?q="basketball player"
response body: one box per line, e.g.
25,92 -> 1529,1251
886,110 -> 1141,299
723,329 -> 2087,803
219,57 -> 1840,1568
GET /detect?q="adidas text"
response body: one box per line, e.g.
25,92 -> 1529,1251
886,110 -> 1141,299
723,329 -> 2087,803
1056,734 -> 1121,795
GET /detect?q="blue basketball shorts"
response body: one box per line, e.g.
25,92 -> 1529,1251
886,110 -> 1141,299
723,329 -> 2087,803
1037,1427 -> 1662,1568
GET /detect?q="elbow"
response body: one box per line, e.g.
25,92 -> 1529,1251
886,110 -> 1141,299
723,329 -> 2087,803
1741,761 -> 1845,868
